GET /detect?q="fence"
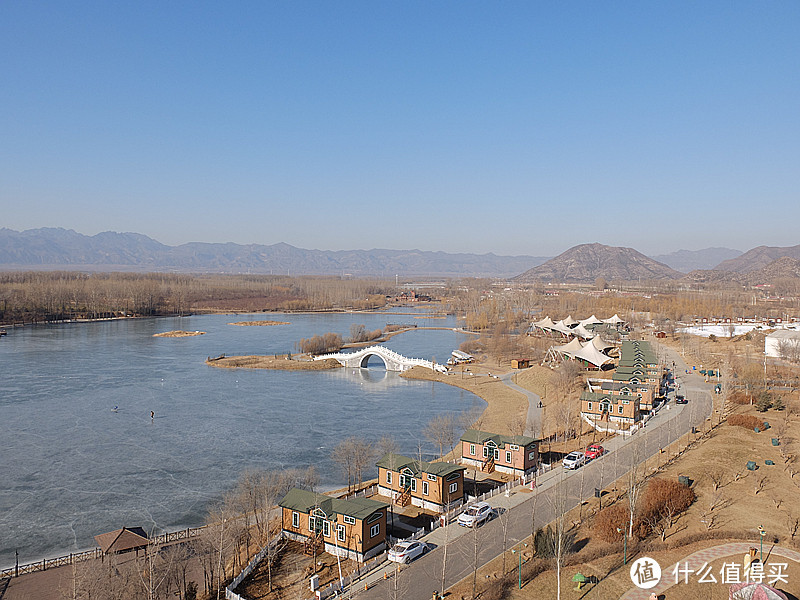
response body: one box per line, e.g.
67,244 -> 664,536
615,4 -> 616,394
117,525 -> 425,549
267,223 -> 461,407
0,525 -> 208,580
310,552 -> 387,600
339,483 -> 377,501
225,534 -> 283,600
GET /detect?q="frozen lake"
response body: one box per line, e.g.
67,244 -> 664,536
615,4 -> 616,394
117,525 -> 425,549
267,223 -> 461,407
0,311 -> 482,566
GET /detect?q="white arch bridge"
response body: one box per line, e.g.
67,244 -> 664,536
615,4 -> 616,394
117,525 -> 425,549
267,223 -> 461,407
313,345 -> 447,373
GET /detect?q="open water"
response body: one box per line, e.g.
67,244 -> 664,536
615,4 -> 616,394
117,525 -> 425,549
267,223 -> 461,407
0,310 -> 481,566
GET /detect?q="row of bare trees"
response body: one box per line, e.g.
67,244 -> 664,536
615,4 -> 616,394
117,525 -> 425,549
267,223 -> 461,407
63,466 -> 317,600
0,271 -> 396,324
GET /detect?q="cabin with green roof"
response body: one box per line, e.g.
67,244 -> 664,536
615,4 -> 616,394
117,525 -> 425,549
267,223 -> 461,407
279,488 -> 389,562
459,429 -> 539,476
580,391 -> 640,424
376,453 -> 465,513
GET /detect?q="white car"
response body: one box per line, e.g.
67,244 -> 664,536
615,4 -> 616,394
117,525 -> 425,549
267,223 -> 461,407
562,451 -> 587,470
457,502 -> 496,527
387,540 -> 429,564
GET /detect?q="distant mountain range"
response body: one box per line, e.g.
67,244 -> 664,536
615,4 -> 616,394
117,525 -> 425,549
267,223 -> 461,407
1,228 -> 797,282
0,228 -> 549,278
650,247 -> 742,273
713,244 -> 800,273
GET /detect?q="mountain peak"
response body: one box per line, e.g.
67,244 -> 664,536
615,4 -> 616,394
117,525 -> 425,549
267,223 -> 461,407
513,243 -> 680,283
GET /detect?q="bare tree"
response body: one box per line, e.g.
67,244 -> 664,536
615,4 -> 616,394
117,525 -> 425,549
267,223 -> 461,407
424,413 -> 456,459
332,436 -> 374,494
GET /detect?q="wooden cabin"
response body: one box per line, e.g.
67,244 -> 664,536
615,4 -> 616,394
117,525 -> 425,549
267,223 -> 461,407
376,454 -> 465,513
279,488 -> 389,562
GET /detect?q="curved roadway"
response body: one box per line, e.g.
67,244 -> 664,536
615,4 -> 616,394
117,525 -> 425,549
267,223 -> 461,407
355,339 -> 716,600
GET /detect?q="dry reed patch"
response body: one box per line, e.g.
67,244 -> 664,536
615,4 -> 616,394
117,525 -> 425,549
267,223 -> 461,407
152,330 -> 205,337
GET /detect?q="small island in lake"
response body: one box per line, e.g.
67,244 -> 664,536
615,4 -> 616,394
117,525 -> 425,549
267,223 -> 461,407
153,330 -> 206,338
206,355 -> 341,370
229,320 -> 290,326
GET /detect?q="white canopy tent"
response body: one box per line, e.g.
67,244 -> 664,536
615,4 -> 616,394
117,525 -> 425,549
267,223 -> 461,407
550,320 -> 574,337
553,337 -> 585,357
562,315 -> 579,328
579,315 -> 603,327
571,324 -> 595,340
572,342 -> 615,368
603,314 -> 625,325
590,336 -> 615,353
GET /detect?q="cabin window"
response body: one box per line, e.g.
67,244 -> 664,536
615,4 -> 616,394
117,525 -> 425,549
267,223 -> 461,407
386,471 -> 392,485
449,482 -> 458,493
292,512 -> 299,528
529,451 -> 536,460
619,405 -> 624,414
411,478 -> 417,492
587,402 -> 593,410
343,515 -> 356,525
427,474 -> 437,481
494,449 -> 499,460
367,512 -> 383,523
323,520 -> 331,538
422,481 -> 429,496
505,451 -> 512,463
370,523 -> 380,538
469,444 -> 476,456
446,472 -> 461,481
337,524 -> 346,543
482,446 -> 488,458
510,444 -> 519,451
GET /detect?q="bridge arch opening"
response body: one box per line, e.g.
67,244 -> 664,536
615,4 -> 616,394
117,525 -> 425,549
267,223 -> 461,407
358,352 -> 389,370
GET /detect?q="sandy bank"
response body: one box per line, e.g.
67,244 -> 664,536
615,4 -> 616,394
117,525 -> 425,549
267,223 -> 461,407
206,355 -> 342,370
153,330 -> 206,338
400,366 -> 528,435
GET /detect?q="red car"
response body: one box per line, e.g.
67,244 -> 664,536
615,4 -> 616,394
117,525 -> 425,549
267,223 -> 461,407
584,444 -> 605,460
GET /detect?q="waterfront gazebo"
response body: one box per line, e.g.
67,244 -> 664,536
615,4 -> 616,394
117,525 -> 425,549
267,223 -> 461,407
94,526 -> 149,555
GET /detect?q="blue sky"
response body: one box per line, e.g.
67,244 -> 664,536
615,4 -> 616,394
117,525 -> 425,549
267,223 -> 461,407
2,2 -> 798,256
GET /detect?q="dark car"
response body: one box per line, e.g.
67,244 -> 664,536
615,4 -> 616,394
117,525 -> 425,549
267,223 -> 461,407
675,395 -> 688,404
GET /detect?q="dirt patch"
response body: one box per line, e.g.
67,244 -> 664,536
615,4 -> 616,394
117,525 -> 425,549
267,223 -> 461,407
152,330 -> 206,337
237,540 -> 360,600
229,320 -> 290,326
206,355 -> 342,370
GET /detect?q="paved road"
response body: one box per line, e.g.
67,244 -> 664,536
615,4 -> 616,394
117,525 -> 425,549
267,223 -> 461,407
355,340 -> 716,600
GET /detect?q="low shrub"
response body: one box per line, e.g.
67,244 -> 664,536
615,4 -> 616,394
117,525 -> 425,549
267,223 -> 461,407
727,414 -> 765,430
728,391 -> 751,405
593,504 -> 630,543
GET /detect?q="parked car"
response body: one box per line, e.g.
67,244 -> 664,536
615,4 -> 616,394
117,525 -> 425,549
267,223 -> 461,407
675,395 -> 688,404
584,444 -> 605,460
562,451 -> 587,470
457,502 -> 496,527
387,540 -> 429,564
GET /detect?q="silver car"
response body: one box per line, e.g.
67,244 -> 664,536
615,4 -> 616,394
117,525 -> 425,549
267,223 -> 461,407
457,502 -> 496,527
387,540 -> 429,564
562,451 -> 587,470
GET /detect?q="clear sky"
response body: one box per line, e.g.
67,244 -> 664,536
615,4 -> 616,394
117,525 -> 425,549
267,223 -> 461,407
2,1 -> 798,256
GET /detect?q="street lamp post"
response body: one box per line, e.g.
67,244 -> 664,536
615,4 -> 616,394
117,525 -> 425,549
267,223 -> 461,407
758,525 -> 766,562
511,543 -> 528,589
617,527 -> 627,564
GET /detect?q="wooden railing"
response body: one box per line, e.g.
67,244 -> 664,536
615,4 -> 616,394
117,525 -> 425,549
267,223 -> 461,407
1,525 -> 208,579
